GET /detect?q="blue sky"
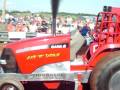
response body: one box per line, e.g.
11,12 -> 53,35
0,0 -> 120,14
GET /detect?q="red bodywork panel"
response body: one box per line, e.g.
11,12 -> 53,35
112,7 -> 120,15
5,35 -> 70,73
71,6 -> 120,72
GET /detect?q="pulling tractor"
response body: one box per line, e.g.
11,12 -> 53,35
0,0 -> 120,89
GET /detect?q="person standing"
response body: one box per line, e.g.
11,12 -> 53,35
16,22 -> 23,32
80,24 -> 90,37
66,16 -> 73,27
7,21 -> 15,32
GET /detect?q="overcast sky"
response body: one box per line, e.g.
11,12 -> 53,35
0,0 -> 120,14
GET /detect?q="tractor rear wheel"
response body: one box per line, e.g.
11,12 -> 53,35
90,51 -> 120,90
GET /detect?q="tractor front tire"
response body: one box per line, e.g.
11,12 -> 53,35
90,51 -> 120,90
0,77 -> 24,90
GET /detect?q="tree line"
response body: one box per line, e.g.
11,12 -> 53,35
0,10 -> 96,17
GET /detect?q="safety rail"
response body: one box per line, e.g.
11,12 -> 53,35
0,31 -> 37,42
95,12 -> 120,46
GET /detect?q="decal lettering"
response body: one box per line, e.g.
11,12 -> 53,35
27,55 -> 37,60
38,54 -> 44,58
46,53 -> 60,58
50,43 -> 68,48
26,53 -> 61,60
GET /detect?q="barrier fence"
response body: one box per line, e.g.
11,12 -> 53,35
0,31 -> 37,43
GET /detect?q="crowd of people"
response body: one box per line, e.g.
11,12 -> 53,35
0,13 -> 96,45
0,13 -> 95,34
0,14 -> 50,33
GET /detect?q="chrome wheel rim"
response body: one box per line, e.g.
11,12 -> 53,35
1,84 -> 17,90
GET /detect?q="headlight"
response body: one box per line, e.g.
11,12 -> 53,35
32,61 -> 70,73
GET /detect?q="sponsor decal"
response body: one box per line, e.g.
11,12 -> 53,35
16,43 -> 69,53
26,53 -> 61,60
49,43 -> 69,48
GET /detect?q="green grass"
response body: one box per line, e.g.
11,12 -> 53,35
0,23 -> 7,31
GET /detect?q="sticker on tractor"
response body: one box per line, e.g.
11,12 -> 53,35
26,53 -> 61,60
49,43 -> 69,48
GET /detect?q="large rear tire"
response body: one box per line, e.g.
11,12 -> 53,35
90,51 -> 120,90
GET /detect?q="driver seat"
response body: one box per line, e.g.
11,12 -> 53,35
70,30 -> 85,60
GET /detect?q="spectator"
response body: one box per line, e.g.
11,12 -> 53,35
56,17 -> 60,28
66,16 -> 73,27
5,13 -> 10,23
40,20 -> 48,33
7,21 -> 15,32
16,22 -> 23,32
22,23 -> 29,32
29,22 -> 37,32
80,24 -> 90,37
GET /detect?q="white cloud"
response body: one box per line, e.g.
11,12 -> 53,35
0,0 -> 16,10
6,1 -> 17,10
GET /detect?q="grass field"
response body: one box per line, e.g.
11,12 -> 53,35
0,23 -> 7,31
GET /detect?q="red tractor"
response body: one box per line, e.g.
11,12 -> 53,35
0,1 -> 120,89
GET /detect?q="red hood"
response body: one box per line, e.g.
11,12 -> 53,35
4,34 -> 70,73
5,34 -> 70,53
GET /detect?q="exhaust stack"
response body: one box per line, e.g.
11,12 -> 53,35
51,0 -> 60,35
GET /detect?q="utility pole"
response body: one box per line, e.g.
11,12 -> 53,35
2,0 -> 7,20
